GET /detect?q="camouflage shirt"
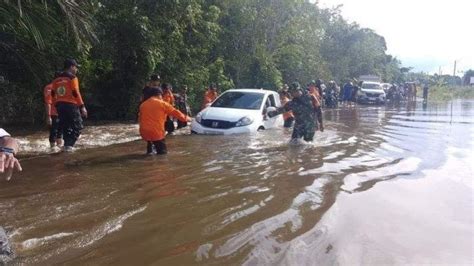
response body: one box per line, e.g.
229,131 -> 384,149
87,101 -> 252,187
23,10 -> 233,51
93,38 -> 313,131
271,91 -> 319,141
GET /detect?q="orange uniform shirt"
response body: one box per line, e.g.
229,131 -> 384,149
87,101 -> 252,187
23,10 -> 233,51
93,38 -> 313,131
139,97 -> 188,141
202,90 -> 218,108
43,83 -> 58,116
308,87 -> 321,107
51,74 -> 84,106
162,90 -> 175,106
280,96 -> 294,120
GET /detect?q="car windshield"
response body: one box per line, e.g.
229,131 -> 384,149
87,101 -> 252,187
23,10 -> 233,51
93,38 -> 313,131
362,83 -> 382,90
211,91 -> 264,110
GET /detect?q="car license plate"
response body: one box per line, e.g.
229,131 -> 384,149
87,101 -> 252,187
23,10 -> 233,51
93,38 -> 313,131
203,130 -> 224,135
369,97 -> 376,101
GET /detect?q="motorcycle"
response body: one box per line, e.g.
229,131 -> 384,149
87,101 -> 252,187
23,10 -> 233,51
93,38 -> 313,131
323,90 -> 338,108
387,87 -> 403,103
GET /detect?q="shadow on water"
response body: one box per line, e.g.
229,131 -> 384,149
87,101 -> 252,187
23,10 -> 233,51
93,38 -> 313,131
1,100 -> 473,265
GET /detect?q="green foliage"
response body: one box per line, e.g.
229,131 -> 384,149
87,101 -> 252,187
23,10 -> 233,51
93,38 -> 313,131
462,69 -> 474,86
0,0 -> 405,125
422,86 -> 474,101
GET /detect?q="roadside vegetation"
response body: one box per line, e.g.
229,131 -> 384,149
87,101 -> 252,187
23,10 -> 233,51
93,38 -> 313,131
0,1 -> 472,125
422,86 -> 474,101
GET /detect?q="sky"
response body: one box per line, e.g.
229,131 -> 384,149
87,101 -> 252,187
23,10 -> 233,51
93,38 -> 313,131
315,0 -> 473,75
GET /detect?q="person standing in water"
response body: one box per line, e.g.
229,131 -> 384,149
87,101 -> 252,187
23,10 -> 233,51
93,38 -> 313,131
139,87 -> 191,155
308,80 -> 324,131
161,83 -> 176,134
202,84 -> 218,109
175,85 -> 192,129
342,81 -> 353,106
43,72 -> 63,148
423,84 -> 429,102
51,59 -> 87,152
268,82 -> 320,143
278,89 -> 294,128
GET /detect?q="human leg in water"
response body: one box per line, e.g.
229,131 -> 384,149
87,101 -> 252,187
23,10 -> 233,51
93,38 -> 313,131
146,141 -> 155,155
152,140 -> 167,155
315,107 -> 323,132
165,116 -> 175,134
57,103 -> 83,151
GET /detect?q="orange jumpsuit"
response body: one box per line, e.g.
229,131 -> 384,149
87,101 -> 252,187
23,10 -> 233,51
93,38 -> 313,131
202,90 -> 218,109
162,90 -> 175,106
139,97 -> 188,141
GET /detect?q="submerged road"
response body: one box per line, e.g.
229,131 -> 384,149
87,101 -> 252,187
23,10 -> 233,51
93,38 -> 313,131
1,100 -> 473,265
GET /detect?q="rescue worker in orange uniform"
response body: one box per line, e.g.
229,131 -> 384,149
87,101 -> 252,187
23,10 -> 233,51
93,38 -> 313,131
51,59 -> 87,152
308,80 -> 324,132
162,83 -> 176,134
201,84 -> 218,109
139,87 -> 191,155
279,90 -> 294,128
44,72 -> 63,148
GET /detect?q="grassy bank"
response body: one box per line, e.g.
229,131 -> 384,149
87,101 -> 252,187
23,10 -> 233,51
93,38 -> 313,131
419,86 -> 474,101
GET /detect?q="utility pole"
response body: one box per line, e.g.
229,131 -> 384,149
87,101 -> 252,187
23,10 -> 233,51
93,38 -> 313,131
453,60 -> 457,77
453,60 -> 457,86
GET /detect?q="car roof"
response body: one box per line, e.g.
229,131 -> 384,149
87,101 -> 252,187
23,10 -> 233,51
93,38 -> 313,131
362,81 -> 381,85
224,88 -> 277,95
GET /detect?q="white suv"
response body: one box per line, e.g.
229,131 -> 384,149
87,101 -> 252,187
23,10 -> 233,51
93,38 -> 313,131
358,81 -> 386,104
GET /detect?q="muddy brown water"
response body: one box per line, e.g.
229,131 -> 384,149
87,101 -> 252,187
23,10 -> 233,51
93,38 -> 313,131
1,100 -> 473,265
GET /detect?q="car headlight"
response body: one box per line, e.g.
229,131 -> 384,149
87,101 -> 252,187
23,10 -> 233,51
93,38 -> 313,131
195,112 -> 202,124
235,116 -> 253,127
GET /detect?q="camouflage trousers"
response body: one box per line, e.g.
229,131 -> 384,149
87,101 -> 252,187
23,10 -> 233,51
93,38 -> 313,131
291,120 -> 317,142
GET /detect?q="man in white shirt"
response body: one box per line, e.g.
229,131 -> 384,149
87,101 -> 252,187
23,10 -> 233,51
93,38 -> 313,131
0,128 -> 22,180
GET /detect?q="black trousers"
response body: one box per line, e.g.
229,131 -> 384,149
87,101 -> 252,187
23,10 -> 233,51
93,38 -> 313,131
177,120 -> 187,129
165,116 -> 175,134
56,103 -> 83,147
146,139 -> 167,155
49,115 -> 63,143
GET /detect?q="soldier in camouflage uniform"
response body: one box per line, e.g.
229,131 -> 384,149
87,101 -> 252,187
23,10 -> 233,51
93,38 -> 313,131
268,82 -> 321,142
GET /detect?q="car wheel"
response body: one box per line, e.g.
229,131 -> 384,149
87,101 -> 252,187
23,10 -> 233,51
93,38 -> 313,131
257,126 -> 265,131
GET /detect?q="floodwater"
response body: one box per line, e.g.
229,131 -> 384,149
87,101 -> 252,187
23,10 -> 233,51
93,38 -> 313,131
1,100 -> 473,265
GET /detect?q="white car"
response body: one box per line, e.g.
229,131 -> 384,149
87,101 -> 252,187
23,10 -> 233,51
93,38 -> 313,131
191,89 -> 283,135
380,83 -> 392,92
358,81 -> 386,104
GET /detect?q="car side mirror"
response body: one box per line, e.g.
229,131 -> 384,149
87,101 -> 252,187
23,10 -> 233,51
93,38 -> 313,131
266,106 -> 277,114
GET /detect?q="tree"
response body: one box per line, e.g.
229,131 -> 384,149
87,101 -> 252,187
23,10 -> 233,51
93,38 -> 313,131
0,0 -> 96,124
463,69 -> 474,86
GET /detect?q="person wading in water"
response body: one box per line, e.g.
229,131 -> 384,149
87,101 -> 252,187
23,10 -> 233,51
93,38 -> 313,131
51,59 -> 87,152
139,87 -> 191,155
268,82 -> 321,143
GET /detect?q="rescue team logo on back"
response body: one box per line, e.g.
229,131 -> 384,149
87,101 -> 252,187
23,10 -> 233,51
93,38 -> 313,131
56,86 -> 67,96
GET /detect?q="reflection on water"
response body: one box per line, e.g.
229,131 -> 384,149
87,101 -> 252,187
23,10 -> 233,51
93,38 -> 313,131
1,100 -> 473,265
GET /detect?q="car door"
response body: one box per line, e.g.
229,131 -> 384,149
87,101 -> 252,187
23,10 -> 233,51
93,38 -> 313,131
263,93 -> 278,129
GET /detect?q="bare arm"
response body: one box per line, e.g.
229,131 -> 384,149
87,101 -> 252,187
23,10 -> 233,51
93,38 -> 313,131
0,136 -> 22,180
